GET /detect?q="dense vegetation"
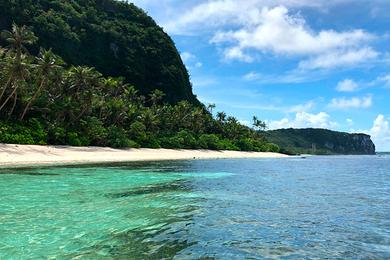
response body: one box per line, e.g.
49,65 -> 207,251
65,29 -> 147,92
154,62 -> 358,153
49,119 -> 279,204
265,128 -> 375,155
0,0 -> 198,104
0,24 -> 279,152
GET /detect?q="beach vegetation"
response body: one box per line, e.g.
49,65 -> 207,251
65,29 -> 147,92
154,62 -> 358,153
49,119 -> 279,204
0,24 -> 279,152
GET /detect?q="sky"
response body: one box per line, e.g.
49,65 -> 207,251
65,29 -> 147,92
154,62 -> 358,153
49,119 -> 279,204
130,0 -> 390,151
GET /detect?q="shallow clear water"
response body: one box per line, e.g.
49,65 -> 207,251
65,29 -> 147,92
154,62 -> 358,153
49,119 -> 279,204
0,156 -> 389,259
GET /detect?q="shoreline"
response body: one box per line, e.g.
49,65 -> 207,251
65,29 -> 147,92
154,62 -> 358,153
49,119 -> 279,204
0,144 -> 288,168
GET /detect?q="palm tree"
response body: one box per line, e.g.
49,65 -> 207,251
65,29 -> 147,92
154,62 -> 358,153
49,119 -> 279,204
216,111 -> 227,123
149,89 -> 165,106
252,116 -> 267,131
190,107 -> 206,134
0,24 -> 37,113
1,24 -> 37,59
0,53 -> 31,114
20,49 -> 63,120
66,66 -> 102,122
222,116 -> 242,139
207,103 -> 216,115
139,108 -> 159,132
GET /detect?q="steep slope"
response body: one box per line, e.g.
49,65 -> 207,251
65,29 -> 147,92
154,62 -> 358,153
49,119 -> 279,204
0,0 -> 199,104
265,128 -> 376,155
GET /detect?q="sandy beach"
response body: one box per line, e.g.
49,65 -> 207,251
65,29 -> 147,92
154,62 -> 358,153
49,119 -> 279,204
0,144 -> 288,167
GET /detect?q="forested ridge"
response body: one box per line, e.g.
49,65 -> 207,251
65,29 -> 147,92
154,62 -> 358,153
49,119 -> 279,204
0,0 -> 198,104
0,23 -> 279,152
265,128 -> 376,155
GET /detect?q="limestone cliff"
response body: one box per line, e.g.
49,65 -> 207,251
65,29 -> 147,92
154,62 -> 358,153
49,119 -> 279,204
265,128 -> 376,155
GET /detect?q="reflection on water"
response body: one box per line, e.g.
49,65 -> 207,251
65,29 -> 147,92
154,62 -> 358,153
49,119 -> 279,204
0,157 -> 389,259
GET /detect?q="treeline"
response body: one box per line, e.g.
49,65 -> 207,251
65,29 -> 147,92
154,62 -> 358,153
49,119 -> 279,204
0,25 -> 279,152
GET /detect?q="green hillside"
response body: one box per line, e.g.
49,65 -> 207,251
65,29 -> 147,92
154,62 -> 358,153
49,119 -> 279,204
0,0 -> 198,104
0,20 -> 278,152
265,128 -> 376,155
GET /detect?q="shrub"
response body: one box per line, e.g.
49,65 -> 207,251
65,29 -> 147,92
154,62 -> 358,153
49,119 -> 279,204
176,130 -> 198,149
159,136 -> 184,149
235,138 -> 254,151
81,117 -> 108,146
48,124 -> 67,145
198,134 -> 222,150
265,143 -> 280,153
107,126 -> 139,148
128,121 -> 147,144
250,139 -> 267,152
142,134 -> 161,148
66,132 -> 90,146
218,139 -> 239,151
0,120 -> 47,145
28,118 -> 48,144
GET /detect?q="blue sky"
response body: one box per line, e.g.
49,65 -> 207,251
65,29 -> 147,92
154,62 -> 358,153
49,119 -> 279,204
131,0 -> 390,151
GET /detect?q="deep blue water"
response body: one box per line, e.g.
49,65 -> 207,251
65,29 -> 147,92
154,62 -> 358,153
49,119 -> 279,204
0,156 -> 389,259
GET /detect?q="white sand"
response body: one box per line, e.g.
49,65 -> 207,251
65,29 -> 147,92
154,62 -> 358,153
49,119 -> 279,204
0,144 -> 288,167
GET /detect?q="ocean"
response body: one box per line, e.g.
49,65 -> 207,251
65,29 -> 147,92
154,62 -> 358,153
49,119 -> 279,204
0,156 -> 389,259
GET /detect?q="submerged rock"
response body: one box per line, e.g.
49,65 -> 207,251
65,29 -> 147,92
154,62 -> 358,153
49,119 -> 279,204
106,180 -> 189,198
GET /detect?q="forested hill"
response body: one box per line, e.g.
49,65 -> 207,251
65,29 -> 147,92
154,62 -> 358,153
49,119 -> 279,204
0,0 -> 198,104
0,21 -> 279,152
265,128 -> 376,155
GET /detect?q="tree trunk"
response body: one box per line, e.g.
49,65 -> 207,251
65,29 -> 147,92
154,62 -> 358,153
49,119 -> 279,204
0,77 -> 13,102
8,92 -> 17,117
0,84 -> 18,111
20,80 -> 45,120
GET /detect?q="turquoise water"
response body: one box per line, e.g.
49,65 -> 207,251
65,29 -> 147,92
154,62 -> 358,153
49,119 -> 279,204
0,156 -> 389,259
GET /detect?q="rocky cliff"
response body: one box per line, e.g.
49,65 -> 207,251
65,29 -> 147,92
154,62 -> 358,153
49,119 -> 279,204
265,128 -> 376,155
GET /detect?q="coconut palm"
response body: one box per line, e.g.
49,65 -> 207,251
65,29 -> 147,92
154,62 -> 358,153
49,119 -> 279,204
20,49 -> 63,120
207,103 -> 216,115
1,24 -> 37,58
66,66 -> 102,122
0,24 -> 37,113
252,116 -> 267,131
216,111 -> 227,123
149,89 -> 165,106
0,53 -> 31,114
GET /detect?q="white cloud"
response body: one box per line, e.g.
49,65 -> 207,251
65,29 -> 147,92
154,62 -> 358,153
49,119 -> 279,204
180,51 -> 203,69
243,69 -> 326,84
161,0 -> 379,34
298,47 -> 378,70
223,46 -> 254,62
267,111 -> 337,129
195,62 -> 203,68
239,120 -> 251,127
328,95 -> 372,109
377,74 -> 390,88
200,5 -> 375,67
243,72 -> 262,81
287,101 -> 315,113
346,118 -> 354,126
137,1 -> 379,70
336,79 -> 360,92
180,52 -> 196,63
365,115 -> 390,151
211,6 -> 372,55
